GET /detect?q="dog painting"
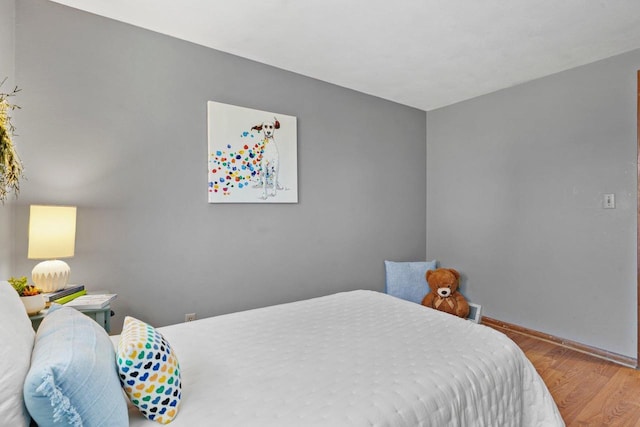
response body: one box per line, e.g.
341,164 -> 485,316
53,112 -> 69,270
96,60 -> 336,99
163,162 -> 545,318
207,101 -> 297,203
251,118 -> 283,199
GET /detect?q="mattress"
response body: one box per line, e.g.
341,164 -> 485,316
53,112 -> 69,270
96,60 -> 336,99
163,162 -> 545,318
112,290 -> 564,426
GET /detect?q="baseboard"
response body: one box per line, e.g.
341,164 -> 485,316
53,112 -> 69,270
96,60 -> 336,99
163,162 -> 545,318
482,316 -> 638,369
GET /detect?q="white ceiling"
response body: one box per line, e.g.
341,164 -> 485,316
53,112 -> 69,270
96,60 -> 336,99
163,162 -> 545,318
50,0 -> 640,111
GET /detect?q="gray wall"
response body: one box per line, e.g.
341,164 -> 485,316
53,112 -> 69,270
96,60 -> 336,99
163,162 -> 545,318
427,49 -> 639,357
0,0 -> 15,279
11,0 -> 427,332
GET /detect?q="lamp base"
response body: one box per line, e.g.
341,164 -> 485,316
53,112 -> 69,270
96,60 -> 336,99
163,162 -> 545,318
32,260 -> 70,292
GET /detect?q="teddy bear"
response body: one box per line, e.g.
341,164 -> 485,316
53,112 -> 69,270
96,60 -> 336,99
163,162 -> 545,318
421,268 -> 470,319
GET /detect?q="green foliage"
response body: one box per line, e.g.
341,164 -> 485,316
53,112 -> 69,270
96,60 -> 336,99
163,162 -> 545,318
8,276 -> 28,295
0,77 -> 23,203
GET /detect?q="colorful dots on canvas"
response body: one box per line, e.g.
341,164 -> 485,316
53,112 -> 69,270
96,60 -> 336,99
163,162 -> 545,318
209,134 -> 265,196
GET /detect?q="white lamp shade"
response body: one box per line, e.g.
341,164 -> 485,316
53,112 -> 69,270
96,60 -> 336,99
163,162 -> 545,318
28,205 -> 77,259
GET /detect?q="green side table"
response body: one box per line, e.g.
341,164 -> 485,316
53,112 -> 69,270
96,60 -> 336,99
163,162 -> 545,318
29,305 -> 113,333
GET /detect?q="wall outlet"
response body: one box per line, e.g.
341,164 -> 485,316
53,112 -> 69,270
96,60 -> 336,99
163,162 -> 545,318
185,313 -> 196,322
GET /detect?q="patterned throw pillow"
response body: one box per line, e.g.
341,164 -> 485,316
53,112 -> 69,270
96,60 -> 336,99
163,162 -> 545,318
116,316 -> 182,424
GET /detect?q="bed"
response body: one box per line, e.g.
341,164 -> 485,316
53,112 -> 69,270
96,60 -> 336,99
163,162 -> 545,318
117,290 -> 563,426
2,282 -> 564,426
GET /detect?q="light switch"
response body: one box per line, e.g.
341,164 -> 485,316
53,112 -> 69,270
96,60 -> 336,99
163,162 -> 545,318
604,193 -> 615,209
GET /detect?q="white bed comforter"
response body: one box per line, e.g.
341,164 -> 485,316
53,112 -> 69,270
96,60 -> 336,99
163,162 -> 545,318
113,290 -> 564,426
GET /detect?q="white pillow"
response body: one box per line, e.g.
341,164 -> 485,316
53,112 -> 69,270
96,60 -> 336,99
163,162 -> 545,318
0,281 -> 35,426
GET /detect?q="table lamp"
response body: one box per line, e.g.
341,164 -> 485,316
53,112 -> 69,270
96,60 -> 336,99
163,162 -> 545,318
28,205 -> 77,292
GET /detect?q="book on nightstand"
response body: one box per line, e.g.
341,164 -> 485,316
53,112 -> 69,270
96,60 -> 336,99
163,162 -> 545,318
64,294 -> 117,310
41,284 -> 85,303
53,290 -> 87,305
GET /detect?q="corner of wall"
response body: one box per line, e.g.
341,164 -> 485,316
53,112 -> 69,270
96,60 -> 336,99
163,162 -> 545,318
0,203 -> 15,278
425,110 -> 429,258
0,0 -> 16,278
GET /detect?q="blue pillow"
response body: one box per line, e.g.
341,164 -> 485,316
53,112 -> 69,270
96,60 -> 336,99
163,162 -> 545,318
384,260 -> 438,303
23,306 -> 128,427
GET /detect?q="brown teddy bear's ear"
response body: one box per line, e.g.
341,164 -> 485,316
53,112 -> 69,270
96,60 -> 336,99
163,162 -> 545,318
447,268 -> 460,280
426,270 -> 433,281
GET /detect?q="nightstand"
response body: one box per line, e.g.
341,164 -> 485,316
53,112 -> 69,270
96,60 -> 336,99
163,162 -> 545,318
29,305 -> 113,333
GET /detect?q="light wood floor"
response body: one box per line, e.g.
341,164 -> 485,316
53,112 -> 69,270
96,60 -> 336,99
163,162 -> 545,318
489,326 -> 640,426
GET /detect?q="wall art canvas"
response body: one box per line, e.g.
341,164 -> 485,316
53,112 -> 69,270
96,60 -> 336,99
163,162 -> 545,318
207,101 -> 298,203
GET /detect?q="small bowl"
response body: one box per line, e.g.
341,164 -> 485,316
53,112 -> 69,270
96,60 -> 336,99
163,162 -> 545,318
21,294 -> 46,315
